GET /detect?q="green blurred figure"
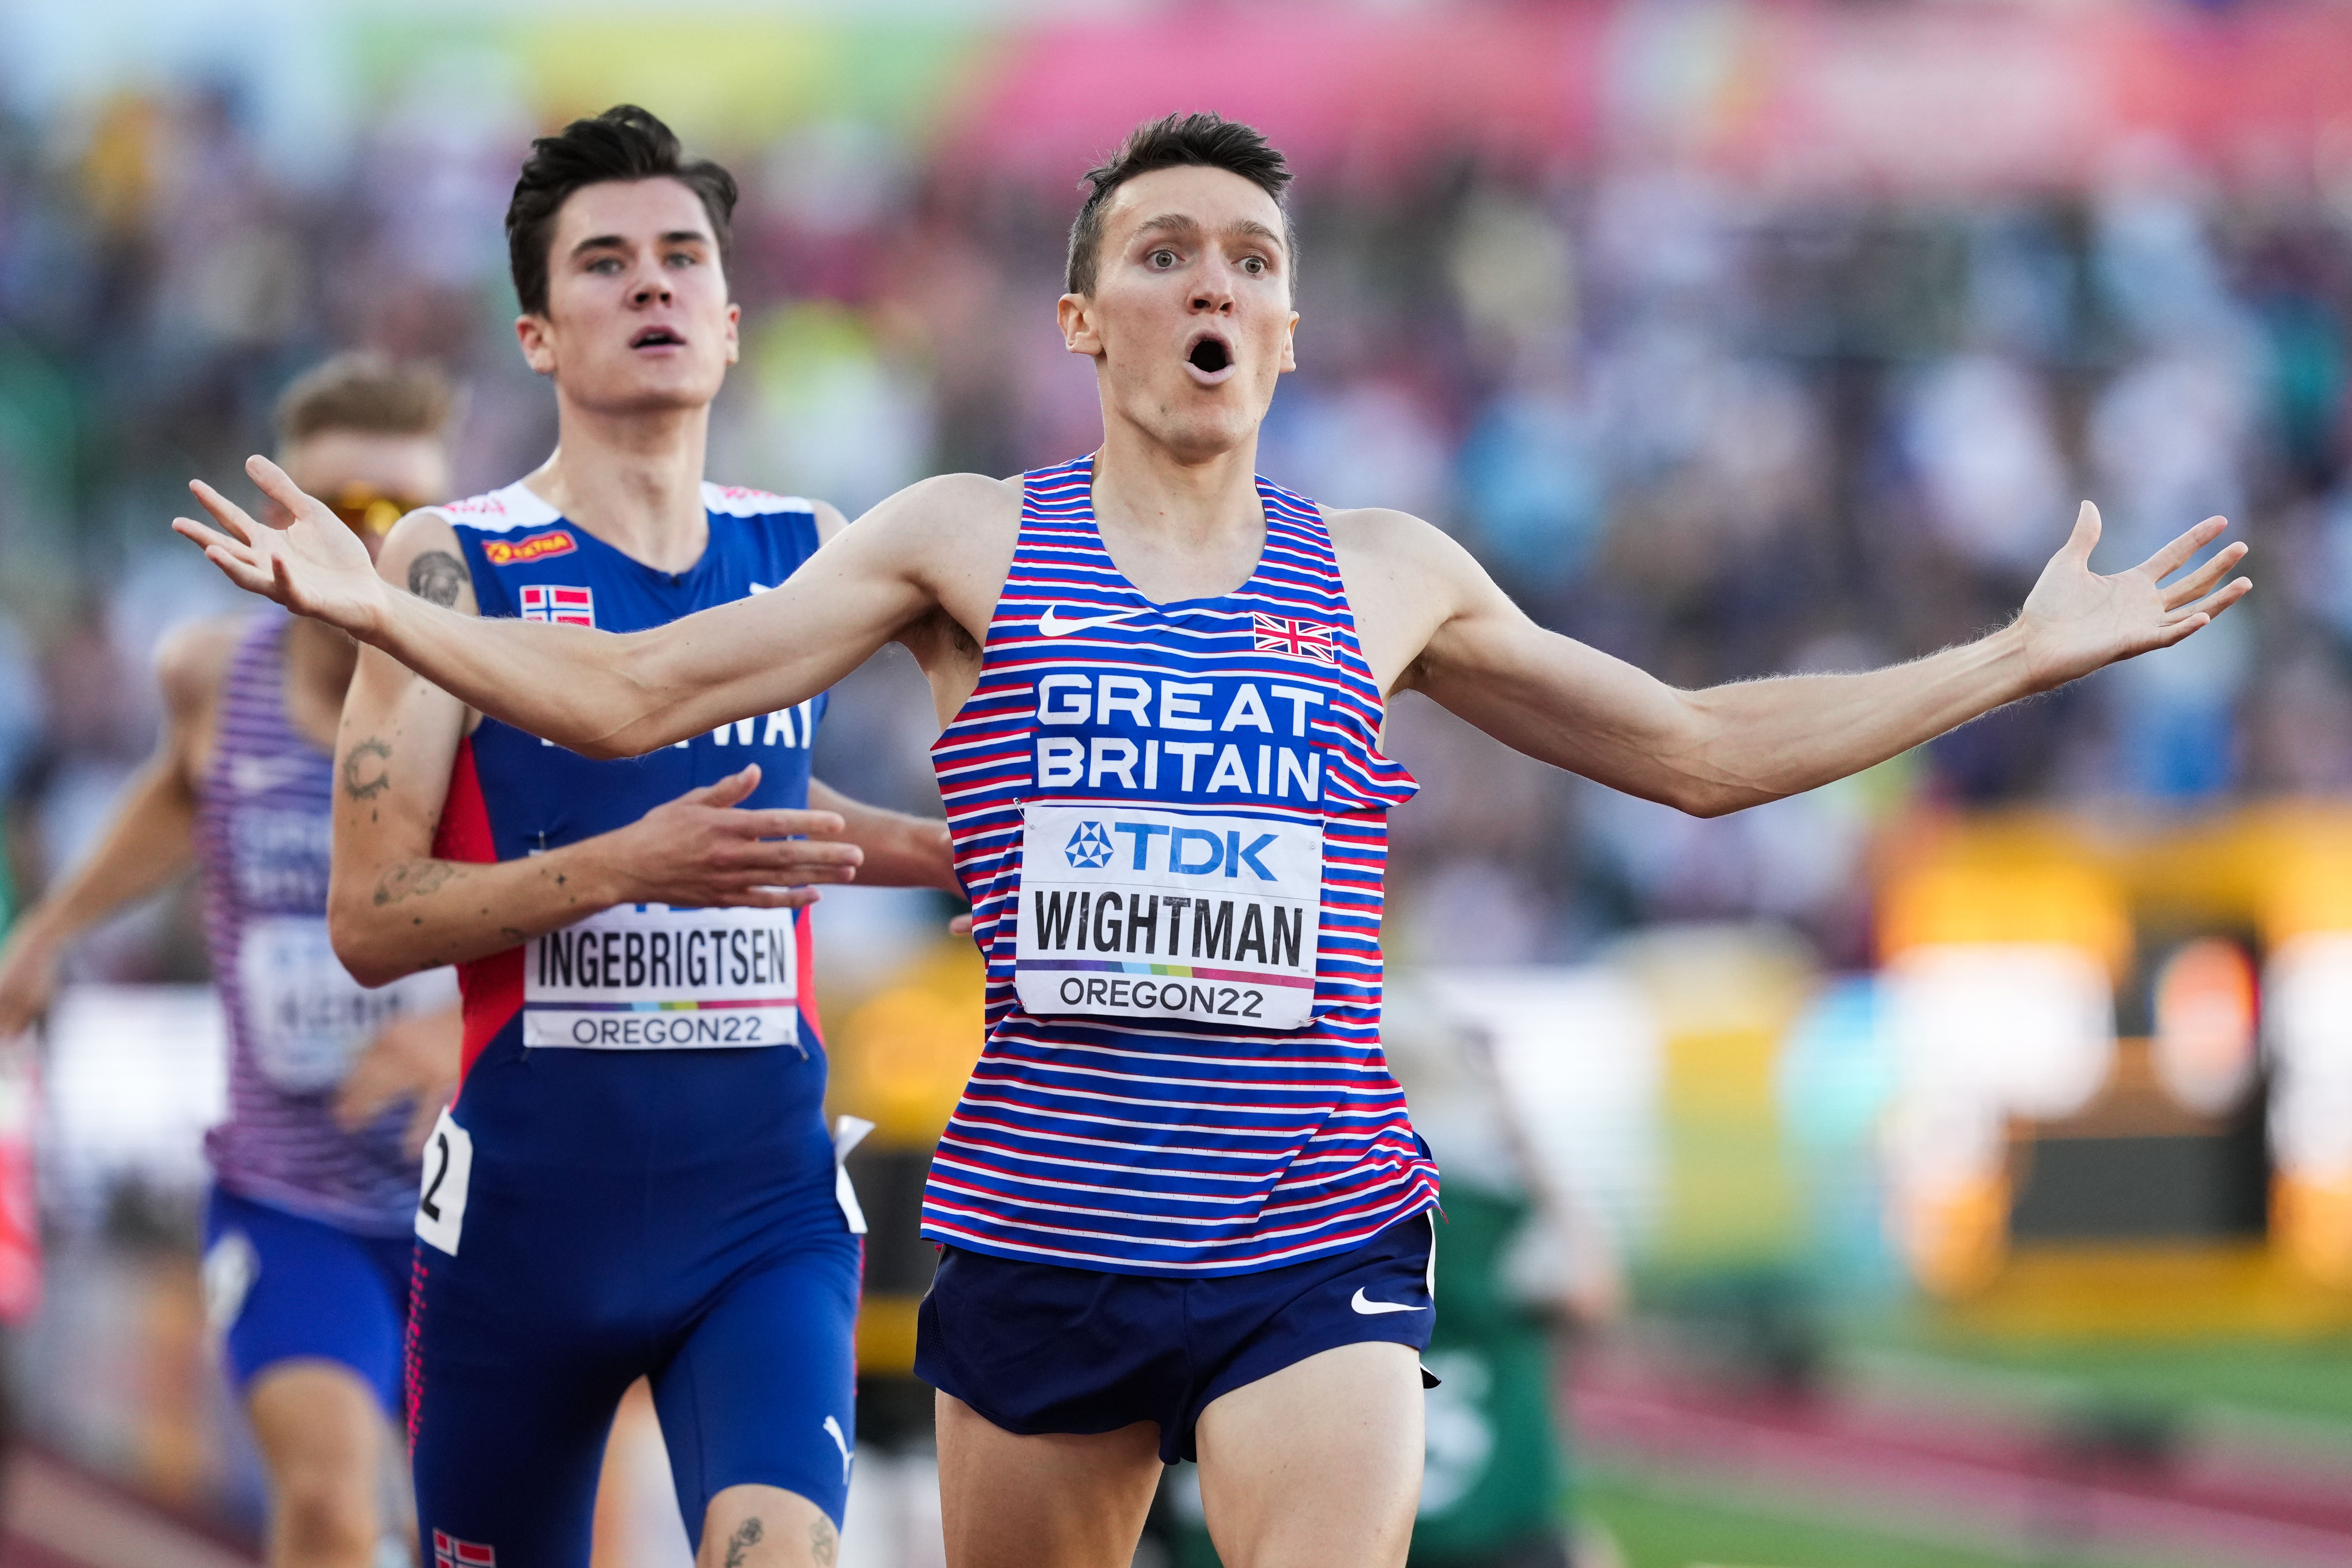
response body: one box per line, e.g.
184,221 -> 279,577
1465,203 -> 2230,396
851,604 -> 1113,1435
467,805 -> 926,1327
1413,1182 -> 1580,1568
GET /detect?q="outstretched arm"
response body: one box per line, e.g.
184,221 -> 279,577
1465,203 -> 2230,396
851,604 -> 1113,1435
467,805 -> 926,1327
0,620 -> 231,1033
1396,502 -> 2249,817
178,457 -> 959,759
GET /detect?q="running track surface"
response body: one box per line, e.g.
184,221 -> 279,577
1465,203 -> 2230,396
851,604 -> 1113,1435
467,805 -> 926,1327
1577,1359 -> 2352,1568
1,1448 -> 256,1568
11,1374 -> 2352,1568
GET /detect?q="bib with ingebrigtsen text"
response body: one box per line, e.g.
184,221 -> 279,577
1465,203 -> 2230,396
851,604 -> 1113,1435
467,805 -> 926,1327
522,904 -> 799,1049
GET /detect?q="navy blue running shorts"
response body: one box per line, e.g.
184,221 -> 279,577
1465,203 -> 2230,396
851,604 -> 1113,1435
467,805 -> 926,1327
916,1213 -> 1437,1464
406,1063 -> 861,1568
201,1184 -> 413,1413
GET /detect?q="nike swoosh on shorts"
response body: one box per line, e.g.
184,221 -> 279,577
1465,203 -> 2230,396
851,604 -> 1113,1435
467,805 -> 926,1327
1350,1286 -> 1426,1316
1037,605 -> 1144,638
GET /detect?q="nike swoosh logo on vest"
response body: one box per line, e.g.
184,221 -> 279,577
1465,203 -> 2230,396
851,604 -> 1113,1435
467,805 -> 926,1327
1037,604 -> 1144,638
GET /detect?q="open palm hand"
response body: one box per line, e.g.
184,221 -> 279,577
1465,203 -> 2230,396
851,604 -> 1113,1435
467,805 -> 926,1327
2014,502 -> 2251,694
173,455 -> 392,635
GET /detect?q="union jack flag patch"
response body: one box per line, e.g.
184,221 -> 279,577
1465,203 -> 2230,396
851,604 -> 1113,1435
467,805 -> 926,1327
433,1530 -> 496,1566
1252,613 -> 1336,663
518,585 -> 595,627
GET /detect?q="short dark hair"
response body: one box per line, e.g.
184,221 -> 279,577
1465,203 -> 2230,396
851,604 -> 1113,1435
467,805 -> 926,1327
1066,112 -> 1293,297
505,104 -> 737,317
275,352 -> 452,446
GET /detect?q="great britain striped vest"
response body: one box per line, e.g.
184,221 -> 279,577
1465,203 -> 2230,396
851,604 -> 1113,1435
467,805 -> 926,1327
925,456 -> 1442,1275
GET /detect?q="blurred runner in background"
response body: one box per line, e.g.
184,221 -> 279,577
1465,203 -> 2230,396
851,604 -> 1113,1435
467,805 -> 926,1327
0,351 -> 463,1568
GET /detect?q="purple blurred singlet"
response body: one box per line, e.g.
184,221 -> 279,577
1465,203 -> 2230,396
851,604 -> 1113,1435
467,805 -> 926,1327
195,611 -> 454,1235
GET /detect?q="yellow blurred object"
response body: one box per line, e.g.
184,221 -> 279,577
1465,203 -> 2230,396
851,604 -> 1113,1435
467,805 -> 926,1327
1890,1170 -> 2011,1300
2274,1169 -> 2352,1290
857,1294 -> 922,1374
1879,858 -> 2131,978
79,93 -> 159,239
1941,1241 -> 2352,1337
2263,844 -> 2352,945
1612,926 -> 1812,1264
826,939 -> 985,1148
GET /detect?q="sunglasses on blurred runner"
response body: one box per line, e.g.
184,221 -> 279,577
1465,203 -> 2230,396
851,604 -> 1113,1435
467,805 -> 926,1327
325,486 -> 428,537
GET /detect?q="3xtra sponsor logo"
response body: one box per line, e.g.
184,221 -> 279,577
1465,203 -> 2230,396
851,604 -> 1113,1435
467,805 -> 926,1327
480,528 -> 577,566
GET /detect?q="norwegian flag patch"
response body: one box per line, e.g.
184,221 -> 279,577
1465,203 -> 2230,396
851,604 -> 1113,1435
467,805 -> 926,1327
433,1530 -> 496,1566
1252,613 -> 1337,663
518,585 -> 595,627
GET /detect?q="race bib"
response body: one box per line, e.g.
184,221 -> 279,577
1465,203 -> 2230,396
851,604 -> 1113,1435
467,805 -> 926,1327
523,904 -> 799,1050
1014,802 -> 1322,1030
236,916 -> 457,1093
414,1108 -> 473,1256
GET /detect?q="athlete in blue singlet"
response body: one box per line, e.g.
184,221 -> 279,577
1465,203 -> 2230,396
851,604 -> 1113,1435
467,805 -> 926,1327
0,353 -> 460,1568
184,114 -> 2251,1568
296,111 -> 957,1568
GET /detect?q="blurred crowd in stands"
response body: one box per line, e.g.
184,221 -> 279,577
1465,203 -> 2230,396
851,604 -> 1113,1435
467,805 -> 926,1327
1,77 -> 2349,986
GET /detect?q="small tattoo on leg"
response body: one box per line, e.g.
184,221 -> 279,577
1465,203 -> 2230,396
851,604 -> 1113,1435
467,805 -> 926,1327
723,1518 -> 762,1568
811,1517 -> 838,1568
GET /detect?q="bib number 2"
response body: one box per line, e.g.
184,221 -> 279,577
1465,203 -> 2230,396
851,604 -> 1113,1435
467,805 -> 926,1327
414,1110 -> 475,1256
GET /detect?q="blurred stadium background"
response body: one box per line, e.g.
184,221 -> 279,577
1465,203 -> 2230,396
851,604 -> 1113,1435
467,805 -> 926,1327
7,1 -> 2352,1564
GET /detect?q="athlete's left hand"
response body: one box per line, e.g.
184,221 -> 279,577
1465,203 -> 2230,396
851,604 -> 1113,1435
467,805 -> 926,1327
336,1006 -> 461,1157
175,458 -> 395,637
2012,503 -> 2251,692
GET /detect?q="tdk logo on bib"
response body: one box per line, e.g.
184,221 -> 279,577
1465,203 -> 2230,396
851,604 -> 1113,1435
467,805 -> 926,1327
1065,822 -> 1278,881
1064,822 -> 1115,868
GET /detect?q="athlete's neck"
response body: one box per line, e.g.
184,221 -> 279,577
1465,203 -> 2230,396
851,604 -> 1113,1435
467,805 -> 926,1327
1089,422 -> 1266,604
524,395 -> 711,574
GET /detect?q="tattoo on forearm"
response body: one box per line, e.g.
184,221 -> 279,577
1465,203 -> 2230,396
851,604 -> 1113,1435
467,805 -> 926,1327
407,550 -> 468,608
373,860 -> 457,907
342,738 -> 391,801
811,1517 -> 838,1567
723,1518 -> 762,1568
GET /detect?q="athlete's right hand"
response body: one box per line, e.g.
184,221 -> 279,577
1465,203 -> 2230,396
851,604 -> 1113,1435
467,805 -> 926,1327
0,926 -> 59,1039
174,456 -> 390,635
598,766 -> 862,909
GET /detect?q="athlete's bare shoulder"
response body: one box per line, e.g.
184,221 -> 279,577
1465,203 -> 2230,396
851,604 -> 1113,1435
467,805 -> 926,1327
1319,503 -> 1467,566
1318,504 -> 1492,692
375,507 -> 477,616
153,612 -> 249,784
154,613 -> 247,714
834,473 -> 1022,705
844,471 -> 1020,625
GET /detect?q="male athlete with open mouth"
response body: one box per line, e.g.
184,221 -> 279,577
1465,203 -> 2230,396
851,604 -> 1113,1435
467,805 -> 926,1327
178,113 -> 2248,1568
